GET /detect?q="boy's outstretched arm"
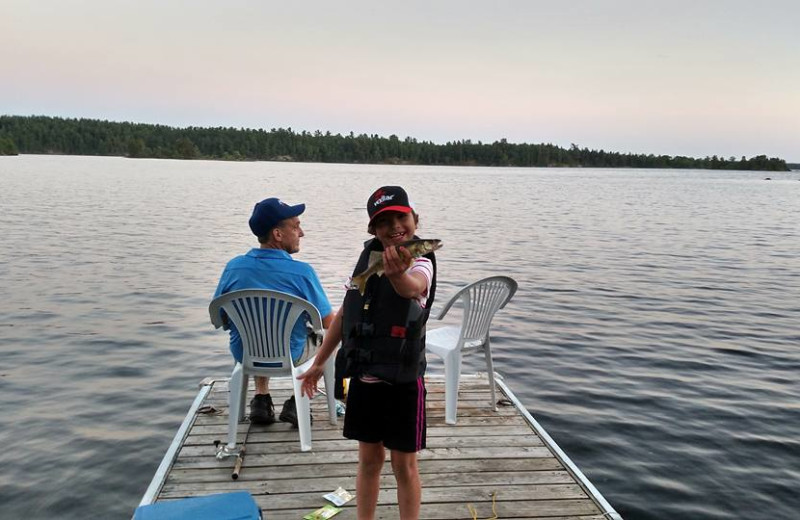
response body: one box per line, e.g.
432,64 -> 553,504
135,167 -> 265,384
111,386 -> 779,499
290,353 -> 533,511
298,306 -> 343,397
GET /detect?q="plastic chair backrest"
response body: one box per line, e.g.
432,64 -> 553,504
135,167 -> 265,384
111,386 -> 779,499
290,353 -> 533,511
437,276 -> 517,349
209,289 -> 322,375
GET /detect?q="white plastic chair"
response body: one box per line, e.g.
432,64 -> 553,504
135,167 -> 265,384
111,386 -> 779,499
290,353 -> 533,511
426,276 -> 517,424
209,289 -> 337,454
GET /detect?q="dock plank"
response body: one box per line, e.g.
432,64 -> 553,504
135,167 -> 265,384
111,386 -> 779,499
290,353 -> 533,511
160,469 -> 576,494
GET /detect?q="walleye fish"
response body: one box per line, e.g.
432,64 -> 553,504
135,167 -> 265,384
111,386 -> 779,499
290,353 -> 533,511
350,239 -> 442,295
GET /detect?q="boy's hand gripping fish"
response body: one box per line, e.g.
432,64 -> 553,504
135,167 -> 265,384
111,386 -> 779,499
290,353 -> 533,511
350,239 -> 442,295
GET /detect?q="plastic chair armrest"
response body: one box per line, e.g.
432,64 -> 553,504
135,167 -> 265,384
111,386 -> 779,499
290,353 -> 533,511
209,305 -> 226,329
296,328 -> 326,366
435,295 -> 459,320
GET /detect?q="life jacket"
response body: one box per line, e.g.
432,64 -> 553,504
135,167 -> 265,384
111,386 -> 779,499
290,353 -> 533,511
335,237 -> 437,387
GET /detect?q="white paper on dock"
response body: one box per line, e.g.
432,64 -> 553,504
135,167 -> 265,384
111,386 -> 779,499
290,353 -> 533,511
322,486 -> 354,506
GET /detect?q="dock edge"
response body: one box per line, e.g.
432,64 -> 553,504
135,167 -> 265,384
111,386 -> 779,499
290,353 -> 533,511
136,379 -> 214,507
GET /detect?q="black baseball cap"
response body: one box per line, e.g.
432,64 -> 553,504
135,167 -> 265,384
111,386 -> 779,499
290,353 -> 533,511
367,186 -> 413,225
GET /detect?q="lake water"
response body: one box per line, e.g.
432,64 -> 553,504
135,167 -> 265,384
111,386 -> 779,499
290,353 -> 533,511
1,155 -> 798,519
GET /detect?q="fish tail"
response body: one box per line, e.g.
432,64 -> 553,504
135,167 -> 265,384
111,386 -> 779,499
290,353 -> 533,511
351,274 -> 367,295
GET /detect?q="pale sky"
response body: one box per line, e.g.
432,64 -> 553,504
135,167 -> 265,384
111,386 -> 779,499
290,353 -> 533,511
3,0 -> 799,160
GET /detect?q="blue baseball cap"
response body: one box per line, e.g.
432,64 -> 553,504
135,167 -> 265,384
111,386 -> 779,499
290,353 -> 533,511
248,198 -> 306,237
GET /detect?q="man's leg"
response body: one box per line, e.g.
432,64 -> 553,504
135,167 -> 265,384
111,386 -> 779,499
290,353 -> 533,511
357,442 -> 385,520
250,376 -> 275,424
255,376 -> 270,395
391,450 -> 421,520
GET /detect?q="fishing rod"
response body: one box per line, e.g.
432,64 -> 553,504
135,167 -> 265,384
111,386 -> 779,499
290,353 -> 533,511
212,411 -> 254,480
231,419 -> 253,480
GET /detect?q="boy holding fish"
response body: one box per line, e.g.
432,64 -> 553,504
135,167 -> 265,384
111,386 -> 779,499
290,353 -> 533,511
300,186 -> 441,520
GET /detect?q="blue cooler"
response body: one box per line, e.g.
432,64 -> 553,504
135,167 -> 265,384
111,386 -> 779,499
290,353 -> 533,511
133,491 -> 262,520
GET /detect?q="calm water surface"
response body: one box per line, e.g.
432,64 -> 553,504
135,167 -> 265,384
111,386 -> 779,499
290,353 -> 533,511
1,155 -> 798,519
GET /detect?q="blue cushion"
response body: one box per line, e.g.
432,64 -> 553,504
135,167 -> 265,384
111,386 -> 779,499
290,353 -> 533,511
133,491 -> 261,520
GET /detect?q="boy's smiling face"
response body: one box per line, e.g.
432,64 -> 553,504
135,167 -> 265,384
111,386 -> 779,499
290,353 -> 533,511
372,211 -> 417,247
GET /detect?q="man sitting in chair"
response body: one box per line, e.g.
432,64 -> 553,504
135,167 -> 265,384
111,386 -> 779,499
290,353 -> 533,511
213,197 -> 334,425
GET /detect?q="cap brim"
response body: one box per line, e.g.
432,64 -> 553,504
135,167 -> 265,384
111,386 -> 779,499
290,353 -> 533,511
369,205 -> 412,224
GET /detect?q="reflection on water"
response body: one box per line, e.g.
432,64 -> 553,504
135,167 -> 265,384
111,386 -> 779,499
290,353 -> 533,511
1,156 -> 798,519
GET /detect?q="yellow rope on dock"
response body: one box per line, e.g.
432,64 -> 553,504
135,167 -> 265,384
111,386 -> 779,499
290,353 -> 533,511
468,491 -> 498,520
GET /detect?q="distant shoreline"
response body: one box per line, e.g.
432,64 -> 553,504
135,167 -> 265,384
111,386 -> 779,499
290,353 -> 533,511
8,152 -> 800,177
0,114 -> 790,172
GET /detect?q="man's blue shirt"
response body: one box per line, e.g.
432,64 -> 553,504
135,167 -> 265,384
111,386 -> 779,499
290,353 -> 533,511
214,248 -> 332,362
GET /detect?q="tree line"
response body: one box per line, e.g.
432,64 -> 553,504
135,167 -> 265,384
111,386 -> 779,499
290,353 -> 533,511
0,115 -> 789,171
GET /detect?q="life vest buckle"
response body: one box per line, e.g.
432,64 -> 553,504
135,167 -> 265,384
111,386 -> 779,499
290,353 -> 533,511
355,323 -> 375,336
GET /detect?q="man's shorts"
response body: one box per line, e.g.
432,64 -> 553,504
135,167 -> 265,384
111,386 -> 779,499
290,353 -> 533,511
343,376 -> 427,453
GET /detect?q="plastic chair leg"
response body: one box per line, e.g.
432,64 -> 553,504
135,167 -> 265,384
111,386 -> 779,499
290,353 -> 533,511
226,363 -> 244,451
238,374 -> 249,422
322,356 -> 338,425
483,344 -> 498,411
443,349 -> 463,425
292,376 -> 313,452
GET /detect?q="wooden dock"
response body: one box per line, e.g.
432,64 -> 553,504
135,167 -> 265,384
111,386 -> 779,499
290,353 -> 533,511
138,374 -> 621,519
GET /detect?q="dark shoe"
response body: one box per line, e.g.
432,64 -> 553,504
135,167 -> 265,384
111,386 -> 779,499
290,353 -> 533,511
249,394 -> 275,425
279,395 -> 309,427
